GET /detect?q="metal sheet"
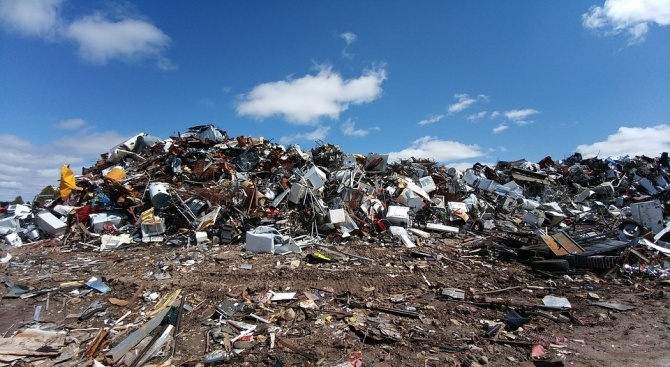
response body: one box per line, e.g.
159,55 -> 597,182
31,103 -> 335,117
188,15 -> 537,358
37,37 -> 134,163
541,232 -> 584,256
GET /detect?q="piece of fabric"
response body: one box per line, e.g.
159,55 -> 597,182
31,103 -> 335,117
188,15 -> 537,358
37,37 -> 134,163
59,165 -> 83,199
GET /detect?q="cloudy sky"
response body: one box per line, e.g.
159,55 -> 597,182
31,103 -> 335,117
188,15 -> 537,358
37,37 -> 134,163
0,0 -> 668,201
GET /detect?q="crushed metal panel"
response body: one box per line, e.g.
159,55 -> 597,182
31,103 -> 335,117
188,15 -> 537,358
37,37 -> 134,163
304,166 -> 327,189
476,178 -> 497,192
630,200 -> 664,234
441,288 -> 465,300
396,189 -> 425,211
523,210 -> 545,226
425,223 -> 459,233
245,226 -> 301,254
272,188 -> 290,207
196,206 -> 221,231
389,226 -> 416,248
219,225 -> 236,244
510,168 -> 552,185
342,153 -> 357,167
288,183 -> 308,204
419,176 -> 436,193
364,153 -> 388,172
578,238 -> 629,256
232,149 -> 260,171
4,233 -> 23,247
540,231 -> 584,256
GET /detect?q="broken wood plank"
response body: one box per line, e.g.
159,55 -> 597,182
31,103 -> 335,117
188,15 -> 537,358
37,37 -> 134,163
472,286 -> 521,295
0,329 -> 65,356
106,307 -> 170,363
277,338 -> 318,361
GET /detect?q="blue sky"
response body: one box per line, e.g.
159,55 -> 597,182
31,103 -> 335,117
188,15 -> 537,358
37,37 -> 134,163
0,0 -> 668,201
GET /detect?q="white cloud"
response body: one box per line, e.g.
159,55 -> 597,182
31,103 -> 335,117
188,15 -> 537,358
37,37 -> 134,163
418,114 -> 445,126
340,32 -> 357,45
279,126 -> 331,145
65,13 -> 172,65
504,109 -> 539,121
446,161 -> 496,172
466,111 -> 487,121
236,66 -> 387,125
447,94 -> 488,114
0,135 -> 80,168
157,56 -> 178,71
341,120 -> 370,137
583,5 -> 608,29
52,131 -> 131,156
0,130 -> 131,201
388,136 -> 484,163
490,111 -> 500,119
0,1 -> 175,70
575,125 -> 670,158
492,124 -> 509,134
582,0 -> 670,43
0,0 -> 62,38
514,120 -> 533,126
447,94 -> 476,114
340,32 -> 357,59
55,118 -> 86,130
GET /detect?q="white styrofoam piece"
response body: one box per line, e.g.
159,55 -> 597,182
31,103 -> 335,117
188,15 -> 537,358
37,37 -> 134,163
195,231 -> 208,245
408,228 -> 430,238
328,209 -> 346,224
425,223 -> 459,233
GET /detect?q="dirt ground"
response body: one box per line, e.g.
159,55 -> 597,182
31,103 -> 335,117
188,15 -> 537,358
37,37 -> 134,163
1,236 -> 669,367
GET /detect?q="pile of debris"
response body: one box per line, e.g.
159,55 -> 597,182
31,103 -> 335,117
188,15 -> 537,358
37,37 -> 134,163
1,124 -> 669,366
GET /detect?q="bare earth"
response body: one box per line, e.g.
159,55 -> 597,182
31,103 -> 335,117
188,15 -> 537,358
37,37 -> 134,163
1,236 -> 669,367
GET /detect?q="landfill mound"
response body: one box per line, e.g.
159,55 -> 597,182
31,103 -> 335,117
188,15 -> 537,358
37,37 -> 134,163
1,124 -> 670,367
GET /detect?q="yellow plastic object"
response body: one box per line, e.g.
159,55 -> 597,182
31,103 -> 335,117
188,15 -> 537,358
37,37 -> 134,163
314,252 -> 331,262
105,167 -> 126,181
59,165 -> 83,199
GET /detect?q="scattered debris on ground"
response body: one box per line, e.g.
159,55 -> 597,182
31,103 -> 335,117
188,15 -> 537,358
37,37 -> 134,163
2,125 -> 670,366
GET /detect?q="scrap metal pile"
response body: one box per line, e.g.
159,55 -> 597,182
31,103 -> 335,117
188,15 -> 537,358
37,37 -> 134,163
1,124 -> 670,366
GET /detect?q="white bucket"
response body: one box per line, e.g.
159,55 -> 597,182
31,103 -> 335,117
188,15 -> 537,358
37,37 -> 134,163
148,183 -> 171,209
